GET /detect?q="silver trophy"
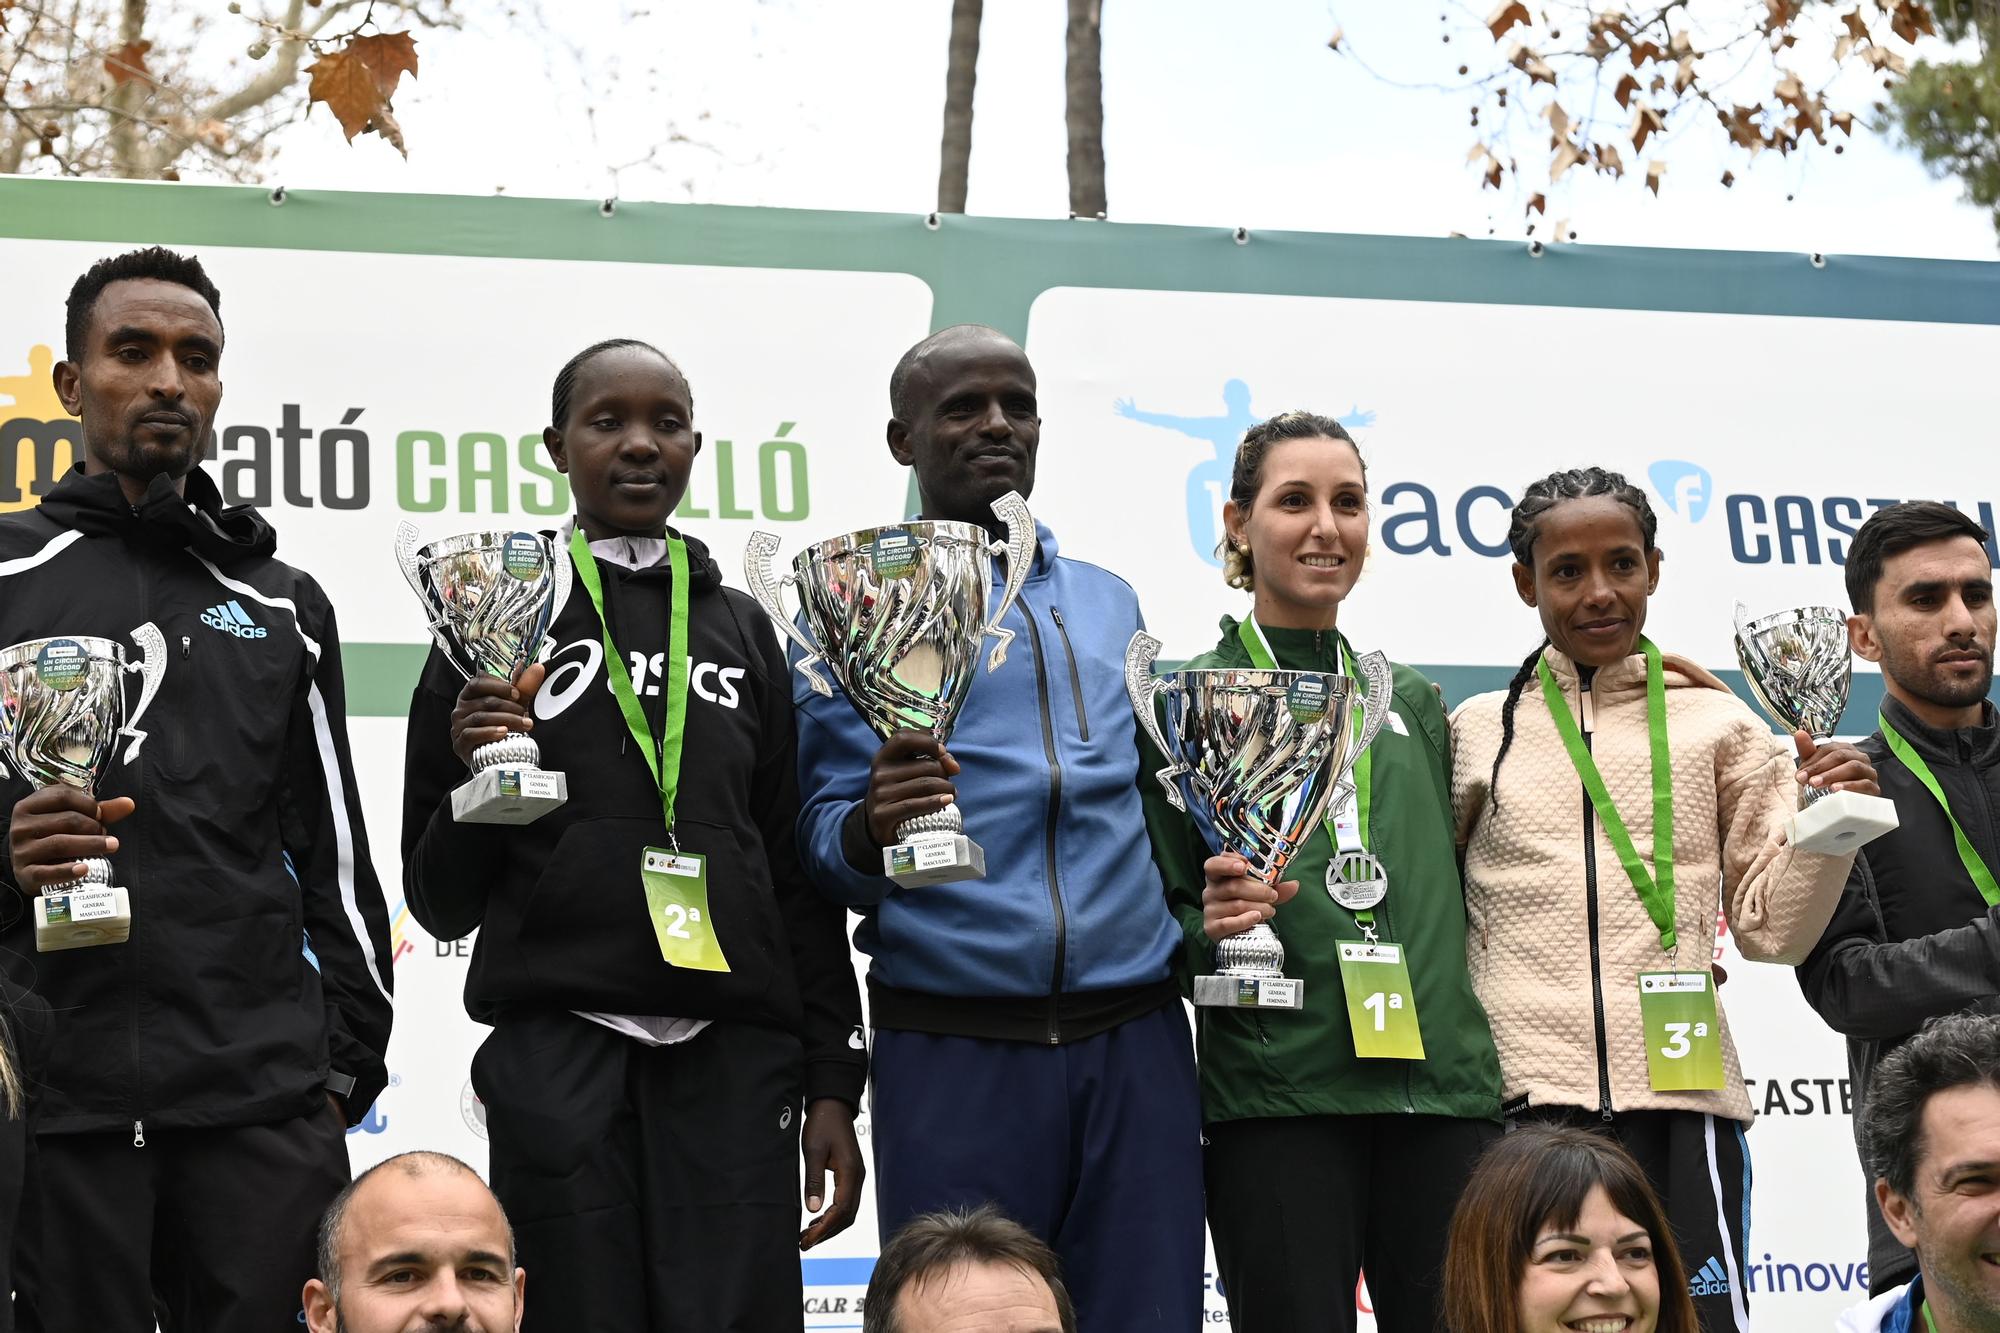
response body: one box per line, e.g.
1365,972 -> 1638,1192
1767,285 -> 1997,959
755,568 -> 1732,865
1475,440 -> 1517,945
746,492 -> 1035,887
1733,603 -> 1900,854
397,524 -> 571,824
0,627 -> 166,951
1126,632 -> 1391,1010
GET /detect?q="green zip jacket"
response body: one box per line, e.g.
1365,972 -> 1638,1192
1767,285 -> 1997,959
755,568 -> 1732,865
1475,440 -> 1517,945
1141,616 -> 1503,1124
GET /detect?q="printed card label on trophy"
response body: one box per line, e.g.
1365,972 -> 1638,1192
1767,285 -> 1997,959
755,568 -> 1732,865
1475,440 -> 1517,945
0,627 -> 165,951
745,492 -> 1037,889
397,524 -> 571,825
1128,632 -> 1395,1013
1733,603 -> 1900,854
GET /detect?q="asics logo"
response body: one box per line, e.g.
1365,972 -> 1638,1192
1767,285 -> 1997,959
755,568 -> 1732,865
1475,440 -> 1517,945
200,600 -> 268,639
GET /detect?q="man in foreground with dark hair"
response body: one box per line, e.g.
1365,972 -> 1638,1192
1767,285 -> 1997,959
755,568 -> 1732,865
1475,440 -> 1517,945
305,1151 -> 525,1333
1838,1012 -> 2000,1332
863,1204 -> 1076,1333
0,247 -> 393,1328
1801,499 -> 2000,1299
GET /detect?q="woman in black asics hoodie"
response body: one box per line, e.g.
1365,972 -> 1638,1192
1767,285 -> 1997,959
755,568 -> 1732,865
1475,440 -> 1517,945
400,339 -> 864,1332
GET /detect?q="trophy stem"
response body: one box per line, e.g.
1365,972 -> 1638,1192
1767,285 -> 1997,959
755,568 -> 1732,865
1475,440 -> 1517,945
1194,919 -> 1306,1010
470,733 -> 542,774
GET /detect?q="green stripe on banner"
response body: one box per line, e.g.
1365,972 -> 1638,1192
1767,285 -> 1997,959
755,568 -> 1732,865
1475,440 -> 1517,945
339,643 -> 1951,736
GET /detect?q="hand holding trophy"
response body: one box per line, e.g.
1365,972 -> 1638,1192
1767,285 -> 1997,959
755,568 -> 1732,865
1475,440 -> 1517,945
1126,631 -> 1392,1010
397,524 -> 571,824
1733,603 -> 1900,853
746,491 -> 1035,887
0,627 -> 166,951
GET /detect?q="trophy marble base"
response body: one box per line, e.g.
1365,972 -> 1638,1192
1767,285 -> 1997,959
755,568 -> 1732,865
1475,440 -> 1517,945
1788,789 -> 1900,854
884,834 -> 986,888
1194,974 -> 1305,1009
34,887 -> 131,952
452,766 -> 568,825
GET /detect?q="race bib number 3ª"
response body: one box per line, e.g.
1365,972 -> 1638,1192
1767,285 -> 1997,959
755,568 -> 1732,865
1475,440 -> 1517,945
1639,971 -> 1723,1091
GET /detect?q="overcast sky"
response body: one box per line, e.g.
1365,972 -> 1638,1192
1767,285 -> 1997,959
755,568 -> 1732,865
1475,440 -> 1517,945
245,0 -> 1997,261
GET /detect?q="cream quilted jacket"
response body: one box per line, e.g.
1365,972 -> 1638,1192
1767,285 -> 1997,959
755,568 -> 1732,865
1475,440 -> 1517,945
1450,644 -> 1855,1124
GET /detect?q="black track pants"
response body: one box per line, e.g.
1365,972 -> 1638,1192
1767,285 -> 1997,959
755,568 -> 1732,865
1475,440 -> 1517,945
474,1011 -> 805,1333
1204,1112 -> 1499,1333
17,1104 -> 349,1332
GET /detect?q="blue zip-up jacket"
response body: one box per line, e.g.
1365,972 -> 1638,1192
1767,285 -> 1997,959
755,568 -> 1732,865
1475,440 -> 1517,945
794,523 -> 1180,1013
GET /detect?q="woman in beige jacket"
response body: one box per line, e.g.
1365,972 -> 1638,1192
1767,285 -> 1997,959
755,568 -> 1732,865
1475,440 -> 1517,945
1450,466 -> 1878,1333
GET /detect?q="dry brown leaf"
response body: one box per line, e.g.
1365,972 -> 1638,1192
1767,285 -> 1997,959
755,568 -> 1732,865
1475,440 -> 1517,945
1831,109 -> 1855,135
104,39 -> 152,87
1526,191 -> 1547,214
1721,169 -> 1736,187
1631,104 -> 1666,152
1614,73 -> 1642,108
1629,39 -> 1665,65
1834,33 -> 1857,62
1675,55 -> 1697,93
1595,142 -> 1626,177
1545,101 -> 1571,138
1842,10 -> 1870,42
1485,158 -> 1505,189
1327,25 -> 1344,51
1488,1 -> 1532,41
1645,159 -> 1665,195
307,32 -> 419,152
1551,140 -> 1586,181
345,31 -> 420,99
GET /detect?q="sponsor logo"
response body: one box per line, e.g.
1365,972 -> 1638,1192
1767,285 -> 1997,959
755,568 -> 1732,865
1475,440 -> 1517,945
1286,674 -> 1329,724
345,1072 -> 399,1136
1744,1253 -> 1871,1294
1650,459 -> 1714,522
869,528 -> 918,578
33,639 -> 87,692
847,1025 -> 865,1051
201,600 -> 269,639
1745,1075 -> 1855,1116
460,1078 -> 487,1140
779,1105 -> 793,1130
1690,1255 -> 1734,1296
0,345 -> 81,516
388,897 -> 414,965
501,531 -> 544,581
1112,381 -> 1375,567
534,638 -> 746,718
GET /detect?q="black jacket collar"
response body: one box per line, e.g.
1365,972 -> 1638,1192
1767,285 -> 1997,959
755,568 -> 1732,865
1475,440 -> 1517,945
36,465 -> 277,568
1881,691 -> 2000,768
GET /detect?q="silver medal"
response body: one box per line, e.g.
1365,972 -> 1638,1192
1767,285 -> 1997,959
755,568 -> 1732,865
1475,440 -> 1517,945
1326,850 -> 1388,911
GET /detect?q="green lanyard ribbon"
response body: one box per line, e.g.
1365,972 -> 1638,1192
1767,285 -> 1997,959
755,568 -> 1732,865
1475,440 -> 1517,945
1236,619 -> 1372,849
567,525 -> 691,837
1539,638 -> 1679,953
1880,713 -> 2000,907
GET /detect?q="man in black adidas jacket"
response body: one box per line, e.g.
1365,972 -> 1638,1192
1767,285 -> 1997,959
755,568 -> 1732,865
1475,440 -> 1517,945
0,248 -> 393,1328
1800,500 -> 2000,1299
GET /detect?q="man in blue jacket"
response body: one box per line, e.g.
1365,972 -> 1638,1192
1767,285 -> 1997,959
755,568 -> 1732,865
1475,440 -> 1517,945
794,324 -> 1203,1331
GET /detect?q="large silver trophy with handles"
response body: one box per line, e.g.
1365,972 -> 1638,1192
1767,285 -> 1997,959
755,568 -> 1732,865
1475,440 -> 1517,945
397,524 -> 571,824
746,492 -> 1035,888
1126,632 -> 1391,1010
0,628 -> 166,951
1734,603 -> 1899,854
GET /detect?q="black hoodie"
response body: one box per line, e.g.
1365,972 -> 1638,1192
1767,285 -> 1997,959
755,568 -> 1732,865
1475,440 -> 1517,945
0,466 -> 394,1135
400,528 -> 866,1108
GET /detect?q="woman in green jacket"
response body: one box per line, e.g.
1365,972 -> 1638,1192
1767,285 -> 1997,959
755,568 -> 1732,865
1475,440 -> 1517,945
1143,410 -> 1502,1333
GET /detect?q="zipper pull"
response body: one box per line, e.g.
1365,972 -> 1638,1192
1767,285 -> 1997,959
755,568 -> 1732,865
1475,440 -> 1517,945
132,1119 -> 146,1148
1050,607 -> 1064,628
180,636 -> 191,660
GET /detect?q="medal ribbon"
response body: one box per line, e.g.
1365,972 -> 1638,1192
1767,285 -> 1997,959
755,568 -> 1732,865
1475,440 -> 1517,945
1237,619 -> 1386,935
1539,637 -> 1679,954
568,525 -> 691,836
1879,713 -> 2000,907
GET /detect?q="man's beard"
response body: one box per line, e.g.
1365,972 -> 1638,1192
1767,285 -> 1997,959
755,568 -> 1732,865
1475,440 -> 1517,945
1882,637 -> 1995,713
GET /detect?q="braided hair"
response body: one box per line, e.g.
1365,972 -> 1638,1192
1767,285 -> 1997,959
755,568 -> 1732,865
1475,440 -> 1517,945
549,338 -> 688,428
1487,467 -> 1659,809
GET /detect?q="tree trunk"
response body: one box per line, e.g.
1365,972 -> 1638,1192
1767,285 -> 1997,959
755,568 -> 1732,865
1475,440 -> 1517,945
937,0 -> 982,214
106,0 -> 148,177
1065,0 -> 1105,218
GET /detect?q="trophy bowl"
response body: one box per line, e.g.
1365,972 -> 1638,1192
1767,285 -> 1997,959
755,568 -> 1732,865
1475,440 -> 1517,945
1733,602 -> 1899,854
1125,632 -> 1391,1010
746,491 -> 1035,887
396,524 -> 571,825
0,626 -> 165,951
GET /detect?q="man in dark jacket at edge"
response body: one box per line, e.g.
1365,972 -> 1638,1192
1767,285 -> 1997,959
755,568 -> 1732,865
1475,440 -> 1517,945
793,325 -> 1204,1332
1800,500 -> 2000,1298
0,248 -> 393,1329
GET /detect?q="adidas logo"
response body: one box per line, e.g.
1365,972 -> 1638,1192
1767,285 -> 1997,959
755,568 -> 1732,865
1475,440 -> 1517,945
200,600 -> 268,640
1689,1256 -> 1733,1296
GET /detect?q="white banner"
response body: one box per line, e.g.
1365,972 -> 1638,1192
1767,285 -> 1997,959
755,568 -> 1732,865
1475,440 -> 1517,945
5,200 -> 1991,1325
